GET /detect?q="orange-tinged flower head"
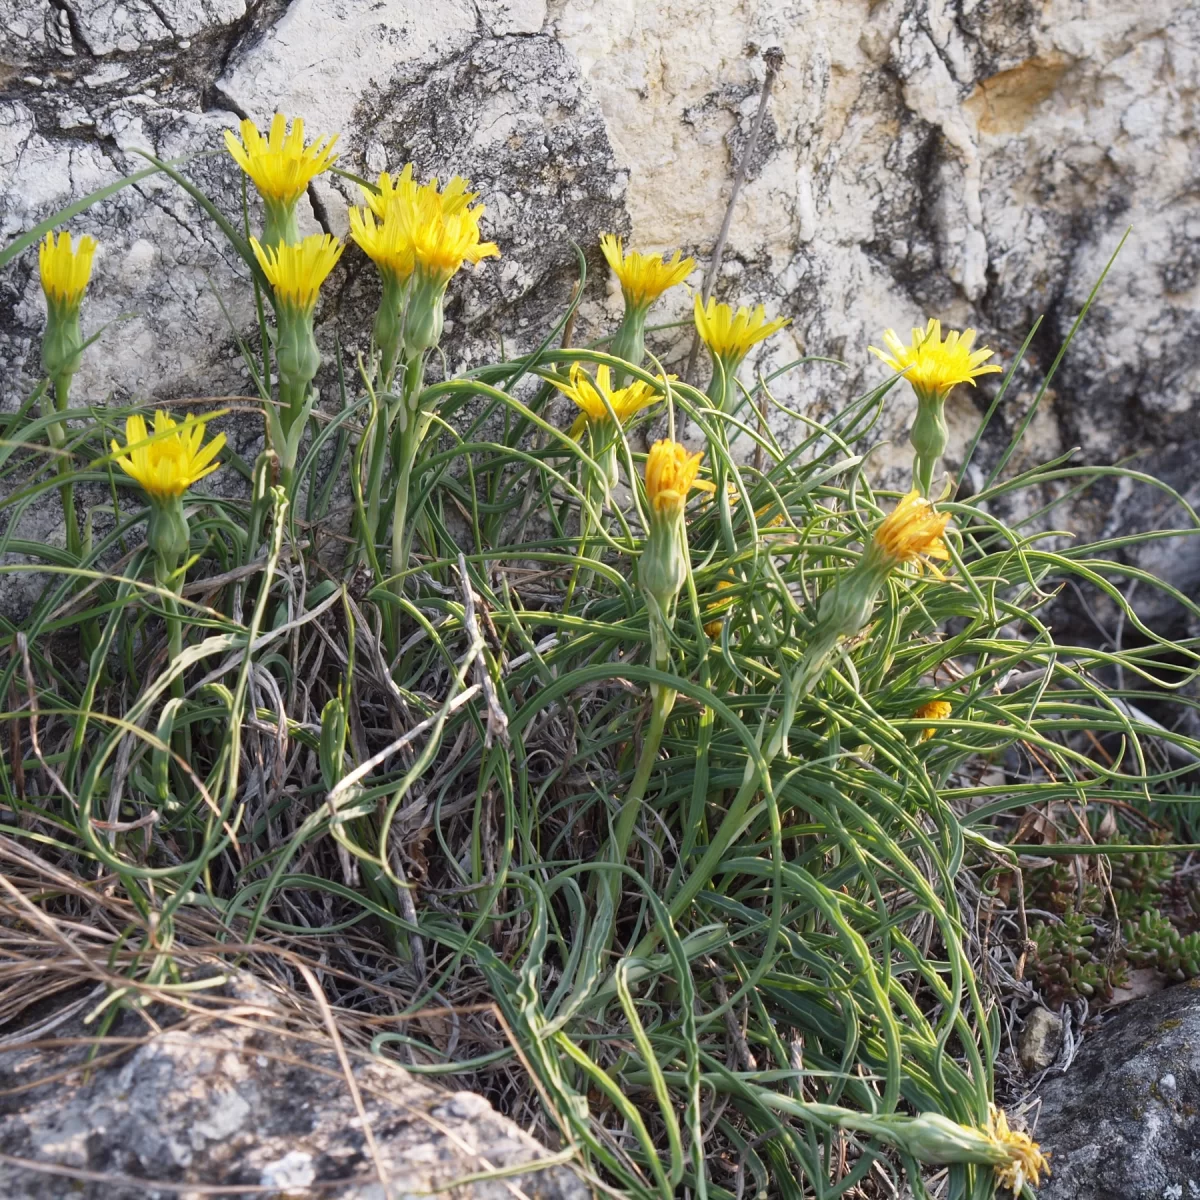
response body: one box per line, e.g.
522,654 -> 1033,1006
694,294 -> 790,363
600,234 -> 694,308
550,363 -> 664,437
986,1105 -> 1050,1195
39,231 -> 97,309
224,114 -> 338,208
645,439 -> 714,522
112,410 -> 225,502
251,233 -> 344,312
873,490 -> 952,569
915,698 -> 953,742
869,318 -> 1002,399
704,578 -> 736,638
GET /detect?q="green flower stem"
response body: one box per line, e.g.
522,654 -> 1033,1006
48,374 -> 82,562
388,354 -> 429,609
390,422 -> 420,595
608,682 -> 676,878
155,554 -> 192,761
364,406 -> 390,553
630,621 -> 843,961
713,455 -> 738,560
564,458 -> 604,613
160,567 -> 185,701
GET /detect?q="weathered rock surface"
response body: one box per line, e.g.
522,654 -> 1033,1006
0,0 -> 1197,614
0,974 -> 585,1199
1034,980 -> 1200,1200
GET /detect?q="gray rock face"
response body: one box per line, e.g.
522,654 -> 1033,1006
1034,981 -> 1200,1200
0,974 -> 585,1199
0,0 -> 1197,616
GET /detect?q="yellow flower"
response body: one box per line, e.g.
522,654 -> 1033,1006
398,186 -> 499,285
645,440 -> 714,521
348,206 -> 414,283
361,165 -> 477,221
39,231 -> 98,308
914,698 -> 953,742
112,410 -> 225,502
600,234 -> 694,308
704,578 -> 736,638
694,295 -> 790,363
549,363 -> 663,437
869,318 -> 1002,399
873,490 -> 952,569
251,233 -> 344,312
223,114 -> 337,208
987,1105 -> 1050,1194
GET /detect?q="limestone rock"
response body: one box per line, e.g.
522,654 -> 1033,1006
0,974 -> 586,1199
0,0 -> 1197,617
1019,1006 -> 1064,1074
1034,981 -> 1200,1200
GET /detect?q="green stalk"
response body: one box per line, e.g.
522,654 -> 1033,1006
388,355 -> 428,628
630,645 -> 811,960
49,375 -> 81,562
564,464 -> 598,614
363,399 -> 389,556
156,557 -> 191,761
608,683 -> 676,879
390,422 -> 420,596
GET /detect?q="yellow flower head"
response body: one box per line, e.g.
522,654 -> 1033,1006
348,206 -> 414,284
987,1105 -> 1050,1195
361,165 -> 478,221
39,231 -> 98,309
873,490 -> 952,569
550,363 -> 663,437
600,234 -> 694,308
112,410 -> 225,502
915,698 -> 953,742
645,439 -> 714,521
251,233 -> 344,312
398,185 -> 499,285
704,578 -> 736,638
694,295 -> 790,363
224,114 -> 338,208
869,318 -> 1002,399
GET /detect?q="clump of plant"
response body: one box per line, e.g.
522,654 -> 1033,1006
1027,836 -> 1200,1007
4,110 -> 1199,1200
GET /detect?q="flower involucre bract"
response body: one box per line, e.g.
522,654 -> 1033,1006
693,295 -> 790,363
645,439 -> 713,521
869,318 -> 1001,399
600,234 -> 694,308
39,231 -> 97,309
112,411 -> 225,502
914,698 -> 953,742
550,363 -> 662,436
873,490 -> 952,569
252,233 -> 344,312
224,114 -> 338,208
